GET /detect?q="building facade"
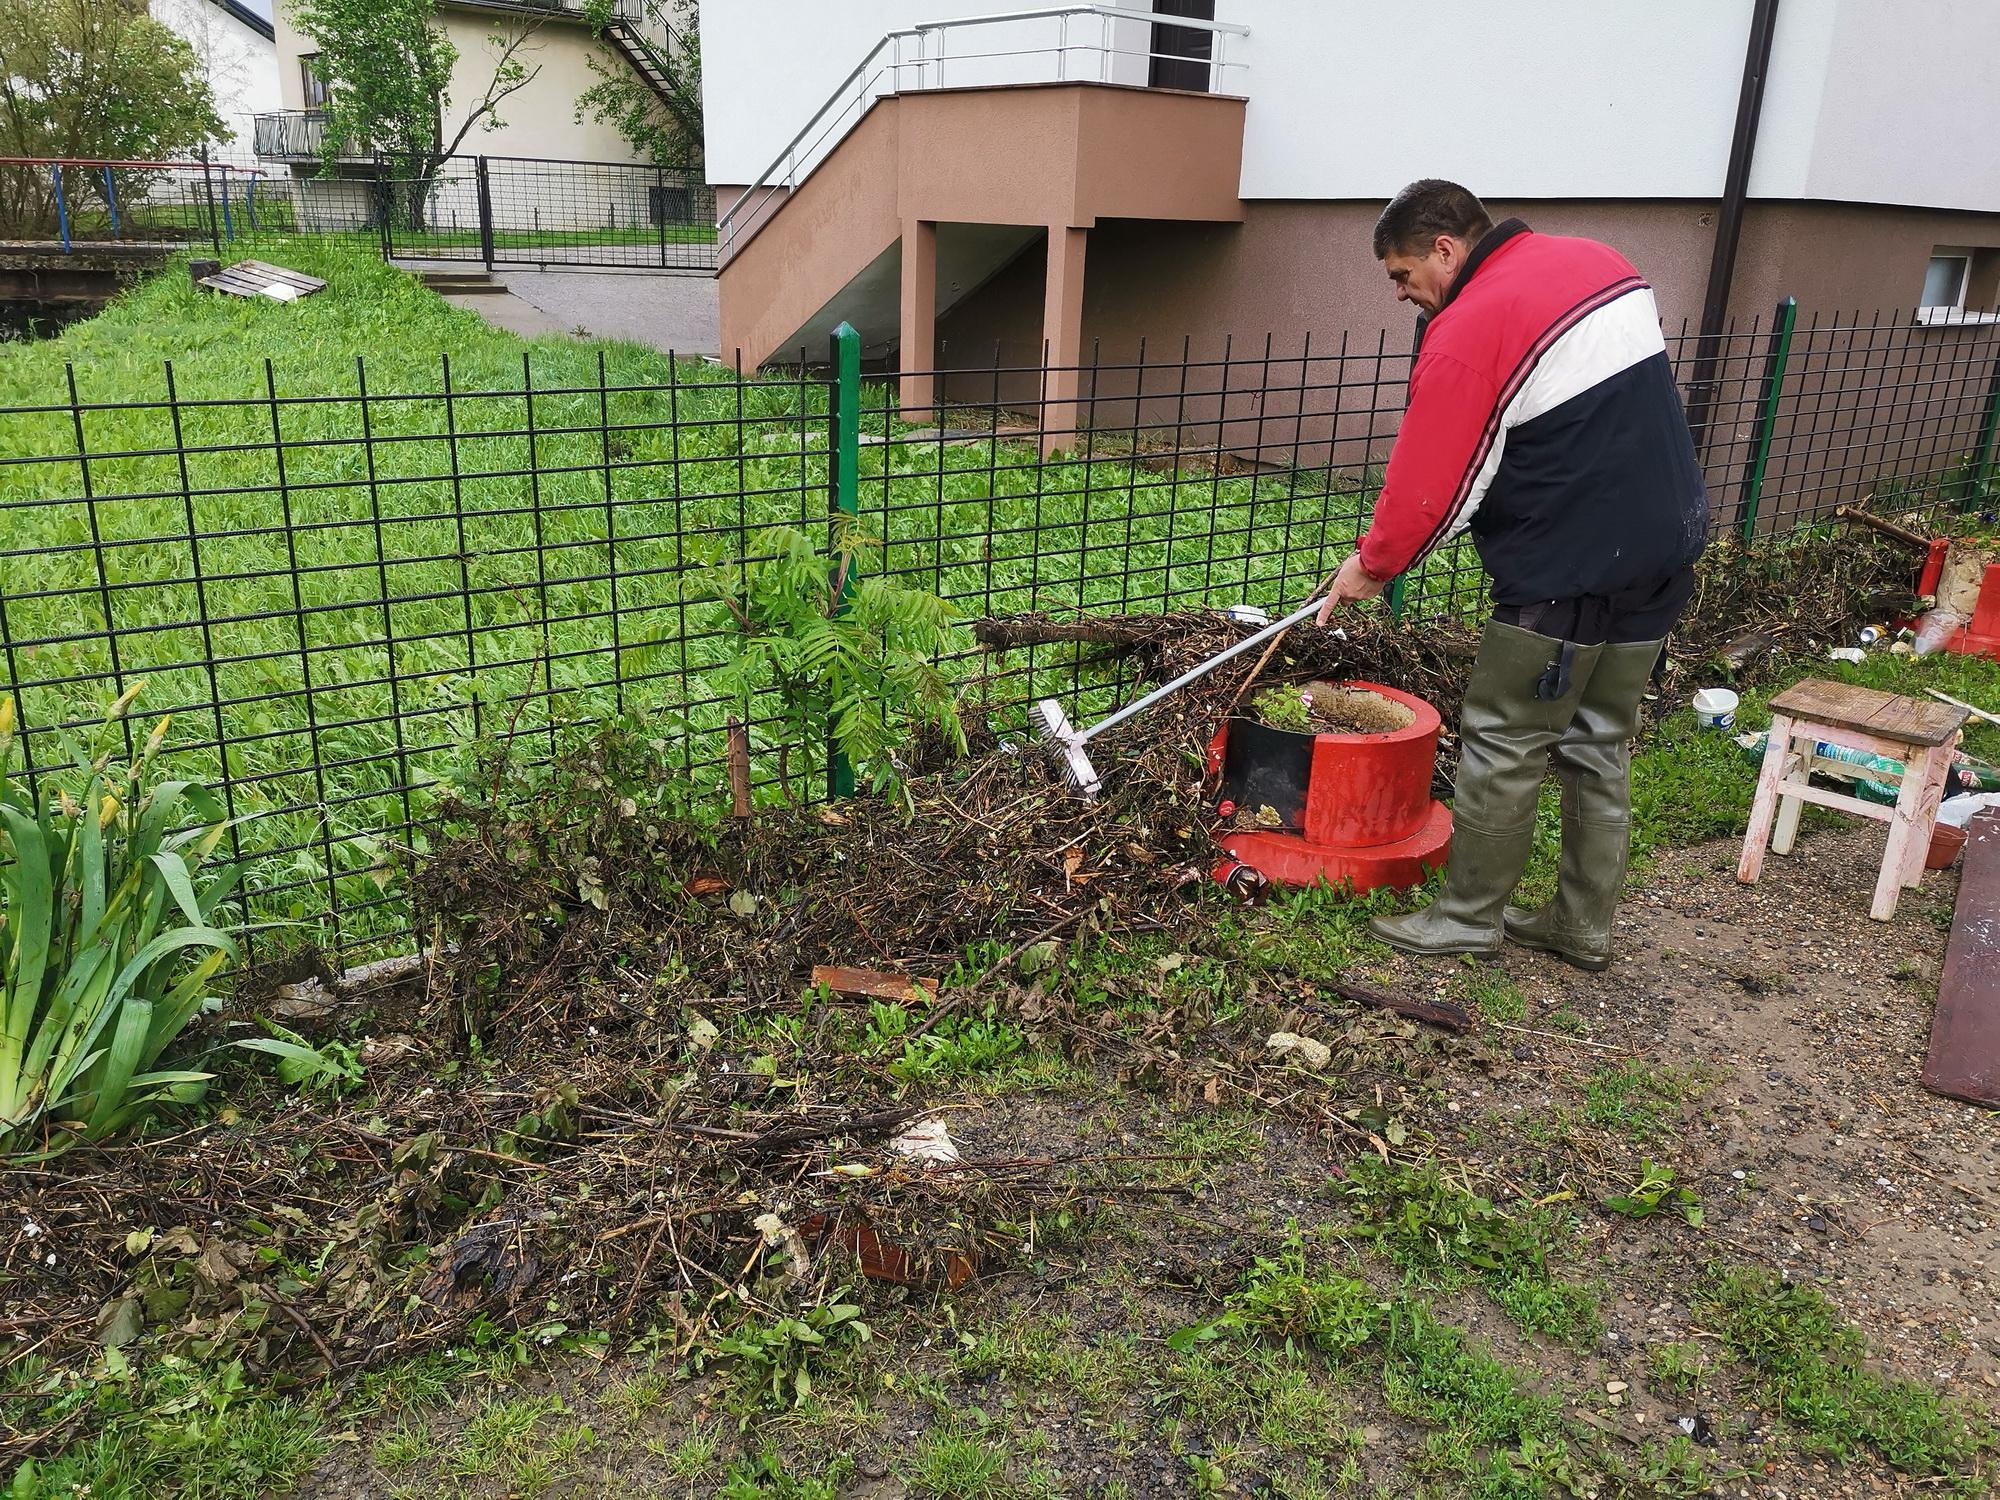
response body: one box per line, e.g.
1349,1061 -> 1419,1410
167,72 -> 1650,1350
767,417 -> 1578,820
704,0 -> 2000,386
150,0 -> 281,154
255,0 -> 682,231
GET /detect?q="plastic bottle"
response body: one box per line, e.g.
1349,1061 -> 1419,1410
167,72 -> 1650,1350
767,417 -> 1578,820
1913,607 -> 1967,657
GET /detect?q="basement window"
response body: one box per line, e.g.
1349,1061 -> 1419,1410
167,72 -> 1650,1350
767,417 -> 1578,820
1915,248 -> 2000,326
1923,253 -> 1968,310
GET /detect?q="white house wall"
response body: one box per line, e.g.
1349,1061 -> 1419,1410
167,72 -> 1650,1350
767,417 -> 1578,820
152,0 -> 282,151
1790,0 -> 2000,212
702,0 -> 1157,187
271,2 -> 645,164
702,0 -> 2000,213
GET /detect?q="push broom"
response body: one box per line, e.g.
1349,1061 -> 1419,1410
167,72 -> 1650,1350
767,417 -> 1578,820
1031,594 -> 1333,800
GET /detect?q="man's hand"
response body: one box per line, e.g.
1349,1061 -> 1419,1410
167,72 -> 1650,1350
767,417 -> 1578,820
1315,551 -> 1388,625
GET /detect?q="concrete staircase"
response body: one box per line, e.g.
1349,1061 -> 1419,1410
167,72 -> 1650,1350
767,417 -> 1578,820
717,83 -> 1246,378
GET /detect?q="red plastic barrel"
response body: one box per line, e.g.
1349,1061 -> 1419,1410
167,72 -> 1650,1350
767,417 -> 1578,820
1300,682 -> 1442,848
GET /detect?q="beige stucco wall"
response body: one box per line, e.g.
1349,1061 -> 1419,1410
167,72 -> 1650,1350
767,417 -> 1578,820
271,0 -> 643,164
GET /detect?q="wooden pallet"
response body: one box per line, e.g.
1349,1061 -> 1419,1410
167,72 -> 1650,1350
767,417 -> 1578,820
196,259 -> 328,303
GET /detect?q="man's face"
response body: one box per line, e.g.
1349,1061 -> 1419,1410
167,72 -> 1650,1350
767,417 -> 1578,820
1382,233 -> 1469,316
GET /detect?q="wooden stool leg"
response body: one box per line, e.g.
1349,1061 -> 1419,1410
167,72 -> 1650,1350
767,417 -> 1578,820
1771,724 -> 1811,856
1738,713 -> 1795,885
1873,741 -> 1938,920
1899,740 -> 1955,889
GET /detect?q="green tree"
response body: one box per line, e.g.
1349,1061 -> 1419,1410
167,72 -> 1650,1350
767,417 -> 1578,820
576,0 -> 703,169
0,0 -> 224,234
294,0 -> 543,229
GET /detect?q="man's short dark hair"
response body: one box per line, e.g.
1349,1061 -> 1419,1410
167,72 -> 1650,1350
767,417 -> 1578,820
1373,180 -> 1493,260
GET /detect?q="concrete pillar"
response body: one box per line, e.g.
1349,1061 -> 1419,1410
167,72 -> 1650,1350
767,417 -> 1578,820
1040,225 -> 1088,456
898,218 -> 937,424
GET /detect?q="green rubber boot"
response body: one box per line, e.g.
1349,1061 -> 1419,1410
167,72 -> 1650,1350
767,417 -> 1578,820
1370,622 -> 1602,959
1504,638 -> 1663,970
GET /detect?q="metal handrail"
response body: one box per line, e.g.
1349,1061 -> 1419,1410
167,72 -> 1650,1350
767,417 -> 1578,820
716,2 -> 1249,264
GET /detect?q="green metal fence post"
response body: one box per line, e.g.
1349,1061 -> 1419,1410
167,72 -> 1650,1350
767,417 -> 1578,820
1971,346 -> 2000,507
1386,573 -> 1408,621
1738,295 -> 1798,543
827,321 -> 862,798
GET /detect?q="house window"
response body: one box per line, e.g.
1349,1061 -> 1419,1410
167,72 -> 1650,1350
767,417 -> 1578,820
300,53 -> 330,110
1922,252 -> 1970,311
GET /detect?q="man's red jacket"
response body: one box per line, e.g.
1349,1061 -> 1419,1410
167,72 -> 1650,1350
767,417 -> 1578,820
1358,219 -> 1709,606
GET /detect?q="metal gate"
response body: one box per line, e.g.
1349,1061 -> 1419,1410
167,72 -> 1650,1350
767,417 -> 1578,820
378,155 -> 717,272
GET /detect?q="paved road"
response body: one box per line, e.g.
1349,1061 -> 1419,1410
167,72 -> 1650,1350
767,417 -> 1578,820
494,268 -> 720,358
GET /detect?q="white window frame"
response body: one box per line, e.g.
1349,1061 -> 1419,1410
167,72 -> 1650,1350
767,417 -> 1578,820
1914,249 -> 2000,327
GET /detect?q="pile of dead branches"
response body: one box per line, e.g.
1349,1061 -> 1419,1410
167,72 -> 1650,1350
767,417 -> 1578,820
3,1025 -> 1122,1450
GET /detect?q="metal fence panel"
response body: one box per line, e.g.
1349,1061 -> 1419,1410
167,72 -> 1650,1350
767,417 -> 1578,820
1,311 -> 1996,960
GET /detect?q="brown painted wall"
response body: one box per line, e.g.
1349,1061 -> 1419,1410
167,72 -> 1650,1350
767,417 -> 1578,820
935,197 -> 2000,375
929,198 -> 2000,532
719,83 -> 1245,366
717,102 -> 902,371
898,84 -> 1244,228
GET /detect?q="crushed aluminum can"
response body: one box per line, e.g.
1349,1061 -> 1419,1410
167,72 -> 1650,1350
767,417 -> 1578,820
1211,857 -> 1268,903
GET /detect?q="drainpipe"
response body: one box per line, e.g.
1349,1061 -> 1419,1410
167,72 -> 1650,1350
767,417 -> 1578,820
1685,0 -> 1782,451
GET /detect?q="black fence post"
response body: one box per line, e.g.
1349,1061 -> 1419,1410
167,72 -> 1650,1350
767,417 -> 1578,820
655,165 -> 668,268
198,144 -> 221,253
474,157 -> 496,271
375,155 -> 393,261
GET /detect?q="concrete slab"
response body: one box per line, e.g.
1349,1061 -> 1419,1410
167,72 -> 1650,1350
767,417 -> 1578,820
495,269 -> 720,358
443,290 -> 568,339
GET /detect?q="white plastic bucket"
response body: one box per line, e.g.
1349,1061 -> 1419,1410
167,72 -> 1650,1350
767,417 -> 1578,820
1692,687 -> 1740,730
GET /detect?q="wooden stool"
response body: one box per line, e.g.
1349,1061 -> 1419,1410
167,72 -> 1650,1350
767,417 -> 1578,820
1737,679 -> 1967,919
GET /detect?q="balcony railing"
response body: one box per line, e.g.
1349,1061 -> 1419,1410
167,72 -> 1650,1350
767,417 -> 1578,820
253,110 -> 370,163
717,3 -> 1250,265
437,0 -> 647,21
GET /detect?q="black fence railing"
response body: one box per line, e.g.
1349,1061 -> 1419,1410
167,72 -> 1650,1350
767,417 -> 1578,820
2,153 -> 718,272
380,157 -> 717,271
0,156 -> 287,254
1,310 -> 1996,961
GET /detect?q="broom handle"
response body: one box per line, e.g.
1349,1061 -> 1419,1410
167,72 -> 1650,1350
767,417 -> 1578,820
1077,596 -> 1328,746
1224,564 -> 1346,714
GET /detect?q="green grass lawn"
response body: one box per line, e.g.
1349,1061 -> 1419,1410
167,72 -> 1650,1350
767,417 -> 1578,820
0,238 -> 1429,948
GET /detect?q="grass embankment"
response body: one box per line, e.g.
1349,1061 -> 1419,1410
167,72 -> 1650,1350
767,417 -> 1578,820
1,238 -> 1410,943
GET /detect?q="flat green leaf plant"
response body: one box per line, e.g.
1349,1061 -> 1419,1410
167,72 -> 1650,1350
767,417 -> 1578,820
699,523 -> 967,799
0,684 -> 246,1155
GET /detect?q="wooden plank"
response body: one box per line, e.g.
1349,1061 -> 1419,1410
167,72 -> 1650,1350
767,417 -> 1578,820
1738,712 -> 1795,884
811,965 -> 940,1004
1922,811 -> 2000,1104
1770,677 -> 1965,747
1770,777 -> 1896,824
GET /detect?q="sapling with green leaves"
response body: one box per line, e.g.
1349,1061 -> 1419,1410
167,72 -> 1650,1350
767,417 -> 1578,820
0,684 -> 244,1154
699,523 -> 966,799
1249,684 -> 1314,732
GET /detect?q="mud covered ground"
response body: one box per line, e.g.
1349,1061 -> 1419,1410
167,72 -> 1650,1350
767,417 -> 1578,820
292,824 -> 1999,1499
